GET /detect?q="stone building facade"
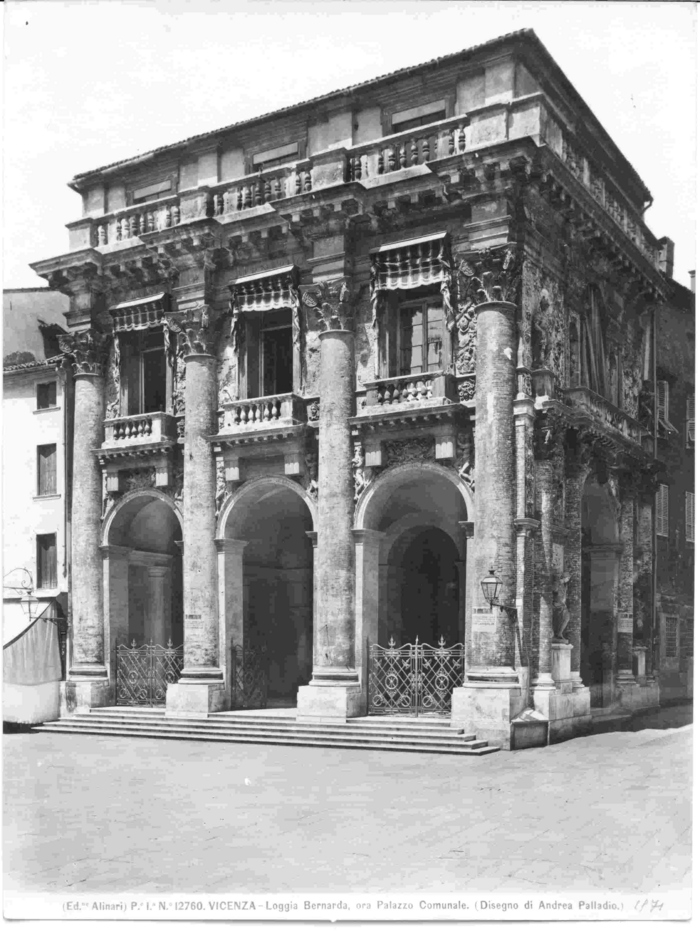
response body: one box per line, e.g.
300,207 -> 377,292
31,30 -> 686,746
655,269 -> 695,702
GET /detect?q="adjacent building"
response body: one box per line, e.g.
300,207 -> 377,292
3,288 -> 71,723
655,266 -> 695,702
29,29 -> 692,746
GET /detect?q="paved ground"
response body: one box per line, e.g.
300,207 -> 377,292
3,704 -> 692,897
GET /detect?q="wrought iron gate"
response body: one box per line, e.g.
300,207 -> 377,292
231,643 -> 269,710
116,640 -> 184,706
368,637 -> 465,716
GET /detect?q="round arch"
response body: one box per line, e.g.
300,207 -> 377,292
217,475 -> 317,540
102,489 -> 183,548
355,462 -> 472,531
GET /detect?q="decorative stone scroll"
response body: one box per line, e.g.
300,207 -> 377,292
456,244 -> 522,307
301,278 -> 354,331
58,328 -> 109,376
167,304 -> 223,358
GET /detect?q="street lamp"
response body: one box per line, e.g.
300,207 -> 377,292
480,567 -> 517,620
4,568 -> 38,621
480,567 -> 502,607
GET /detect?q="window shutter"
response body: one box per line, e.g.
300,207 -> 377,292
687,396 -> 695,446
657,380 -> 669,421
37,445 -> 57,496
686,491 -> 695,543
656,484 -> 669,537
37,534 -> 57,589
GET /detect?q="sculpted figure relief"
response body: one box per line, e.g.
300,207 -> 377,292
552,573 -> 571,642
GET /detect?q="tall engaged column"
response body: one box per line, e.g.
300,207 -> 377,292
297,279 -> 362,720
61,329 -> 110,710
166,306 -> 225,716
451,246 -> 522,746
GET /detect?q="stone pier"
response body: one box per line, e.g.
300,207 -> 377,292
298,309 -> 362,720
167,321 -> 226,716
62,332 -> 111,711
452,296 -> 521,747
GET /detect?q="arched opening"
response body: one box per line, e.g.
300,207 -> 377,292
358,463 -> 469,648
580,474 -> 620,709
388,527 -> 461,644
223,480 -> 314,704
105,493 -> 183,648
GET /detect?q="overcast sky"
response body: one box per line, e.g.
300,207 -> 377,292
3,0 -> 697,289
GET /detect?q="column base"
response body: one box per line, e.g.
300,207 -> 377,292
166,672 -> 227,718
64,676 -> 112,714
297,677 -> 364,722
532,684 -> 592,744
450,681 -> 521,749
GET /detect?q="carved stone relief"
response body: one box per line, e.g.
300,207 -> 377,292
455,431 -> 475,494
384,437 -> 434,467
301,279 -> 354,331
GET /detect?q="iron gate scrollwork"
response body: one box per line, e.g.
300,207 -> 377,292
231,643 -> 269,710
116,640 -> 184,706
368,637 -> 464,716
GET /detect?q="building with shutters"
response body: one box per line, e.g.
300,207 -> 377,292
3,288 -> 71,723
29,29 -> 691,747
654,270 -> 695,702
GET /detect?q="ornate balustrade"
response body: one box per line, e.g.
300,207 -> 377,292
345,115 -> 472,183
211,165 -> 312,218
564,387 -> 645,446
218,393 -> 307,432
95,196 -> 184,247
364,372 -> 457,408
80,96 -> 660,275
103,411 -> 178,446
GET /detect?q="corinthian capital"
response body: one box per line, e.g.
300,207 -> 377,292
301,278 -> 354,331
457,244 -> 522,306
167,303 -> 223,358
58,328 -> 110,376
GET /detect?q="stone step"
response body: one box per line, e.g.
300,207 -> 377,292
97,707 -> 456,729
74,711 -> 468,740
34,721 -> 497,755
43,715 -> 481,745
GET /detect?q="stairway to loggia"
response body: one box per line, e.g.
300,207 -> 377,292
34,707 -> 500,756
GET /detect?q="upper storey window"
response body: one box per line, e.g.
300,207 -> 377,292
131,179 -> 173,205
370,233 -> 451,379
390,100 -> 447,135
109,294 -> 171,417
251,142 -> 300,173
576,286 -> 622,406
230,266 -> 300,399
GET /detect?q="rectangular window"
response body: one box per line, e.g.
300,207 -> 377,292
395,298 -> 443,376
124,331 -> 168,415
141,346 -> 167,413
132,179 -> 172,205
657,379 -> 669,420
656,484 -> 669,537
259,310 -> 293,396
36,534 -> 57,589
36,382 -> 57,410
391,101 -> 447,134
664,615 -> 679,659
686,491 -> 694,543
37,444 -> 57,496
252,142 -> 299,172
687,396 -> 695,448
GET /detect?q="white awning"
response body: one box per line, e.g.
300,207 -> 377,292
231,266 -> 299,313
110,293 -> 168,332
371,231 -> 447,254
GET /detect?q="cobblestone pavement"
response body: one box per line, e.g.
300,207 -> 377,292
3,705 -> 692,897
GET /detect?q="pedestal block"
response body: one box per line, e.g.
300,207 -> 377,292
451,681 -> 522,749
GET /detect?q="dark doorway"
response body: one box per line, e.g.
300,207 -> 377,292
393,528 -> 460,645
